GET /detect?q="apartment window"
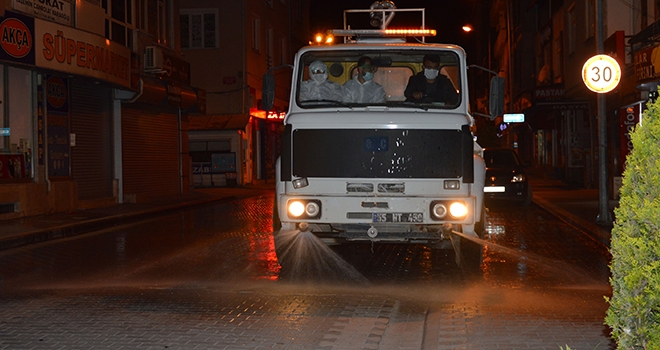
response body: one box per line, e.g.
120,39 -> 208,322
634,0 -> 649,33
585,0 -> 594,39
180,9 -> 218,49
252,18 -> 261,53
280,37 -> 288,65
102,0 -> 136,48
553,32 -> 563,83
567,3 -> 576,54
267,27 -> 274,68
158,0 -> 167,46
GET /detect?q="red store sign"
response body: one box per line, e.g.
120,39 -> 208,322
35,18 -> 131,89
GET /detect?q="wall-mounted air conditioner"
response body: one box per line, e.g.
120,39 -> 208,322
144,46 -> 164,71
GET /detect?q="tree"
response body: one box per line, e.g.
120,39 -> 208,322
606,98 -> 660,349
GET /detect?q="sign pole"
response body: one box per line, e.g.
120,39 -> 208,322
595,0 -> 612,225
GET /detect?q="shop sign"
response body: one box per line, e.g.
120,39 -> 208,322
45,74 -> 70,177
35,18 -> 131,89
46,75 -> 68,112
0,12 -> 35,65
12,0 -> 72,26
534,87 -> 565,101
634,46 -> 660,82
192,162 -> 211,174
212,153 -> 236,173
162,52 -> 190,86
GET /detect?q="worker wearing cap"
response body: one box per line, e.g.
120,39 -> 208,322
299,60 -> 343,102
342,56 -> 386,104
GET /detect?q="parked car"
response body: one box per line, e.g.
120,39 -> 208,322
482,148 -> 532,206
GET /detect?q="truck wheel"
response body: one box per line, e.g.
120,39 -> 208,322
272,195 -> 281,232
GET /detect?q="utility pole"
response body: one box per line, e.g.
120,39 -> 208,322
595,0 -> 612,225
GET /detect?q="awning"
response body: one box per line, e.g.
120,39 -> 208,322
629,17 -> 660,45
188,114 -> 251,130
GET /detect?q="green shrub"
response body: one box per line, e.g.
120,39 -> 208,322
606,98 -> 660,349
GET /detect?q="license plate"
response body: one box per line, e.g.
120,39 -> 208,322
484,186 -> 506,193
373,213 -> 423,223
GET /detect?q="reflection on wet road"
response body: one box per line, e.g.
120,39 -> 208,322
0,194 -> 614,349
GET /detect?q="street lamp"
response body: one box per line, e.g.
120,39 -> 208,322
462,24 -> 473,33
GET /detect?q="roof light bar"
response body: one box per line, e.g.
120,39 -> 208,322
385,29 -> 436,36
329,28 -> 436,37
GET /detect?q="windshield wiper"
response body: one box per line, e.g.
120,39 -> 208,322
386,101 -> 429,111
300,99 -> 353,108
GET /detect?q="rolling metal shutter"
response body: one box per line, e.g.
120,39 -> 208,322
122,105 -> 180,200
70,81 -> 113,200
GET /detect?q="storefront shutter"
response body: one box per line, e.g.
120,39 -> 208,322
69,81 -> 113,200
122,105 -> 180,201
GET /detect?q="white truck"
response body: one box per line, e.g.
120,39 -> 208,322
263,4 -> 504,267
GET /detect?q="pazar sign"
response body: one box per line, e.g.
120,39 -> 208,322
36,18 -> 130,88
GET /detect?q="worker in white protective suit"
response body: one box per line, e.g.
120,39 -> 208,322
342,56 -> 386,104
299,60 -> 342,102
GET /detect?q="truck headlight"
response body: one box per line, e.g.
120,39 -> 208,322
431,203 -> 447,219
286,199 -> 322,219
449,202 -> 468,219
288,201 -> 305,217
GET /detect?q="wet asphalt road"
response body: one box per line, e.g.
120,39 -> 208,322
0,194 -> 614,349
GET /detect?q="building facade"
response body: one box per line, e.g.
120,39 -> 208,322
179,0 -> 309,187
490,0 -> 656,195
0,0 -> 204,219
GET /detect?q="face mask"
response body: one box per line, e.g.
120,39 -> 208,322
424,68 -> 439,80
311,72 -> 327,84
363,72 -> 374,81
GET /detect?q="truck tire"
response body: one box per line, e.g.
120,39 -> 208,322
272,195 -> 281,232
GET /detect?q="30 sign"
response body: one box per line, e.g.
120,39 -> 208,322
582,54 -> 621,93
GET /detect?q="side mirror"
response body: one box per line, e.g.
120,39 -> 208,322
262,72 -> 275,111
489,76 -> 505,119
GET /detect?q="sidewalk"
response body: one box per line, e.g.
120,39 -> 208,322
529,175 -> 616,249
0,177 -> 615,251
0,183 -> 276,251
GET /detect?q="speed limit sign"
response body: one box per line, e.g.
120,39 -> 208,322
582,54 -> 621,93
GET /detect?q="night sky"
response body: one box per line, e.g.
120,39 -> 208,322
309,0 -> 489,62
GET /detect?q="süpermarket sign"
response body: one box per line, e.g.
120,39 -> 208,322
35,18 -> 131,89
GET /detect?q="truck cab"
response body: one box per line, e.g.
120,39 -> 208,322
263,5 -> 504,267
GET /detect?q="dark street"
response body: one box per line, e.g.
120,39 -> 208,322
0,190 -> 614,349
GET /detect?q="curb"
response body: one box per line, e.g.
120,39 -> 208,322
532,194 -> 612,252
0,196 -> 234,252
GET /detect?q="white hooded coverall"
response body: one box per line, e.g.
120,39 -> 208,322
299,60 -> 342,102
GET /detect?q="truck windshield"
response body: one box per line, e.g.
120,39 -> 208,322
296,50 -> 461,109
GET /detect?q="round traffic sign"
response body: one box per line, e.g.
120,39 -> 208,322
582,54 -> 621,93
